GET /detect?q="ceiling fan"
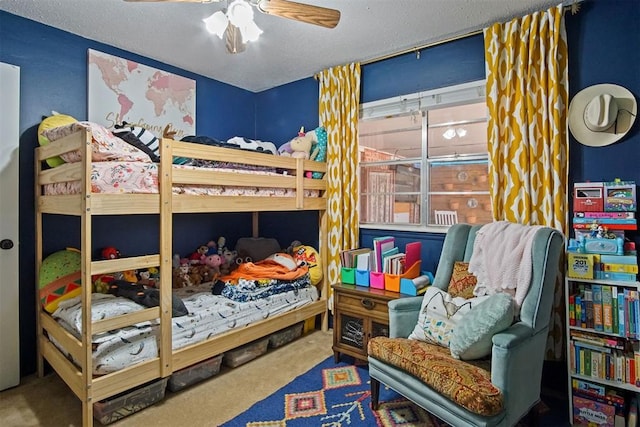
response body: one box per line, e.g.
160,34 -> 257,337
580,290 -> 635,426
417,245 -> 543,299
124,0 -> 341,54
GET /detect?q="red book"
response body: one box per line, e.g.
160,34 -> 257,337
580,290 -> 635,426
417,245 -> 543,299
404,242 -> 422,270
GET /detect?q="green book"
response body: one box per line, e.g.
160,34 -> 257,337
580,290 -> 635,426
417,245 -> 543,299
602,285 -> 613,333
612,286 -> 619,335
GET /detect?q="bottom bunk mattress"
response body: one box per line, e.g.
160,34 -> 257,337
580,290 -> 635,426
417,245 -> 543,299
51,284 -> 319,375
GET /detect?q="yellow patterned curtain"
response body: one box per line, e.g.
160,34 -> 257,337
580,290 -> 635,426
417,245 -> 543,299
484,4 -> 568,360
318,63 -> 361,289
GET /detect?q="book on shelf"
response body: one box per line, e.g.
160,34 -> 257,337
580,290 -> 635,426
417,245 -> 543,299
585,289 -> 595,329
372,236 -> 395,273
603,285 -> 614,333
340,248 -> 372,269
593,284 -> 604,332
404,241 -> 421,269
612,286 -> 619,335
629,396 -> 638,427
576,295 -> 583,328
619,292 -> 626,338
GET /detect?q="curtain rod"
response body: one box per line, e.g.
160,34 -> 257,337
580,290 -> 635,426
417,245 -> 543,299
356,0 -> 582,68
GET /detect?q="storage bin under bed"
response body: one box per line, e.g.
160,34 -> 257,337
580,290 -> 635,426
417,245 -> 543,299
93,378 -> 168,425
167,354 -> 224,392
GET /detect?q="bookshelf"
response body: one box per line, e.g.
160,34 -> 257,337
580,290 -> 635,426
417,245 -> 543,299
565,180 -> 638,426
565,278 -> 640,426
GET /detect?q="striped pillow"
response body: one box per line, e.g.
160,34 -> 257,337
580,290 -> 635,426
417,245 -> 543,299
113,123 -> 160,162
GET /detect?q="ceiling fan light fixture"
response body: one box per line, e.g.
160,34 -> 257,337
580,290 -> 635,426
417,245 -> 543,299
227,0 -> 254,27
241,20 -> 263,43
203,11 -> 228,38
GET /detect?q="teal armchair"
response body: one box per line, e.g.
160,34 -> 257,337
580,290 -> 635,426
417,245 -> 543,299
368,223 -> 564,427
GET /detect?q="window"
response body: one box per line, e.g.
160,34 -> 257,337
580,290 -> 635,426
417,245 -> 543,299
358,81 -> 491,230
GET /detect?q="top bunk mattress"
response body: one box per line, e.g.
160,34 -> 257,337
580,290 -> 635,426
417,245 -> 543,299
39,122 -> 324,198
43,161 -> 318,197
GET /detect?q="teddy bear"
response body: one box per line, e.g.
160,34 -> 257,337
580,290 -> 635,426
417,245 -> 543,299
172,262 -> 193,288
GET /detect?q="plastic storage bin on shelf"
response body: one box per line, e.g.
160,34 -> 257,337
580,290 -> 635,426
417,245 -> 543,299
400,271 -> 434,296
223,337 -> 269,368
167,354 -> 223,392
93,378 -> 168,425
341,267 -> 355,284
384,261 -> 421,292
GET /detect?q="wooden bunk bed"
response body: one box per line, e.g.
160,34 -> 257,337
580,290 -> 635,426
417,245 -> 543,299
35,127 -> 328,426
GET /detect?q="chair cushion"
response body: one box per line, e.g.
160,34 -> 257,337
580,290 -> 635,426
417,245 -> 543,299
448,261 -> 477,299
450,293 -> 514,360
368,337 -> 504,417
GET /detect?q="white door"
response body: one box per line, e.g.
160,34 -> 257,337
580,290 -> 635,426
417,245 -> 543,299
0,62 -> 21,390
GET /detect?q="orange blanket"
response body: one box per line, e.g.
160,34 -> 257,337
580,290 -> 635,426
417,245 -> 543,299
221,259 -> 309,284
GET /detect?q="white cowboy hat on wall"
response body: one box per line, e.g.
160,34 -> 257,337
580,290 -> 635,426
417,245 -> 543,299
568,83 -> 637,147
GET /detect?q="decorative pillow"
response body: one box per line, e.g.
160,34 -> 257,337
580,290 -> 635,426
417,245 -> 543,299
408,287 -> 485,347
39,249 -> 82,313
37,113 -> 78,167
450,292 -> 515,360
448,261 -> 477,299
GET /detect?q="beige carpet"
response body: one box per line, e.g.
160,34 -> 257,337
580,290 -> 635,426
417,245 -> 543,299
0,330 -> 334,427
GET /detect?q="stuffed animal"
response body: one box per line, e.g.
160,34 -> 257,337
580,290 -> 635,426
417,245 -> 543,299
137,269 -> 157,287
220,248 -> 238,275
188,244 -> 210,265
101,246 -> 120,260
172,262 -> 193,288
205,240 -> 217,256
217,236 -> 227,256
288,127 -> 315,159
203,254 -> 222,274
306,127 -> 328,179
291,244 -> 323,285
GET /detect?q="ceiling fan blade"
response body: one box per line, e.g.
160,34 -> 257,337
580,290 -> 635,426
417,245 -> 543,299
257,0 -> 340,29
225,24 -> 246,54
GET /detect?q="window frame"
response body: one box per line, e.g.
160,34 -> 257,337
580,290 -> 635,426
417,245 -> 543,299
358,80 -> 488,233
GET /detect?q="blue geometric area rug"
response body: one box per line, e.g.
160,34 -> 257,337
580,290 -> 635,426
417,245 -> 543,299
221,356 -> 445,427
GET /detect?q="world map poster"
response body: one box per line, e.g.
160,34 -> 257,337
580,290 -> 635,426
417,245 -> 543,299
88,49 -> 195,139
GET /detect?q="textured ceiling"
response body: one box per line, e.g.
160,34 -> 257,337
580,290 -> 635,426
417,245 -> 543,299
0,0 -> 562,92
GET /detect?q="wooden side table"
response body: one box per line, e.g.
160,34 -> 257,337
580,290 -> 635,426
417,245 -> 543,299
331,283 -> 413,362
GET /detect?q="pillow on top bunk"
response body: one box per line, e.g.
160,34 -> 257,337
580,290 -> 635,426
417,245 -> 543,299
38,113 -> 78,167
113,122 -> 161,162
41,121 -> 152,164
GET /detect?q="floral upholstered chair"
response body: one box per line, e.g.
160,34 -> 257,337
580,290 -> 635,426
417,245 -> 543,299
368,222 -> 563,427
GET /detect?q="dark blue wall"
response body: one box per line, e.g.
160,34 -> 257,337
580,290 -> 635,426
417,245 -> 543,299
1,0 -> 639,377
0,11 -> 257,376
255,77 -> 320,145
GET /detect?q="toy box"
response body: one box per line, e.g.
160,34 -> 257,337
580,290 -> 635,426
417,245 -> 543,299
604,180 -> 636,212
223,337 -> 269,368
93,378 -> 168,425
573,395 -> 616,426
167,354 -> 223,392
574,182 -> 604,212
269,322 -> 303,348
568,253 -> 597,279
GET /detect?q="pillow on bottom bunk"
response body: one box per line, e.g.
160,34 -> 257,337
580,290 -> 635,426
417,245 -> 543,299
109,280 -> 188,317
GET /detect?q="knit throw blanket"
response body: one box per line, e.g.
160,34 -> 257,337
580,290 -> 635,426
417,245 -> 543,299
468,221 -> 543,310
